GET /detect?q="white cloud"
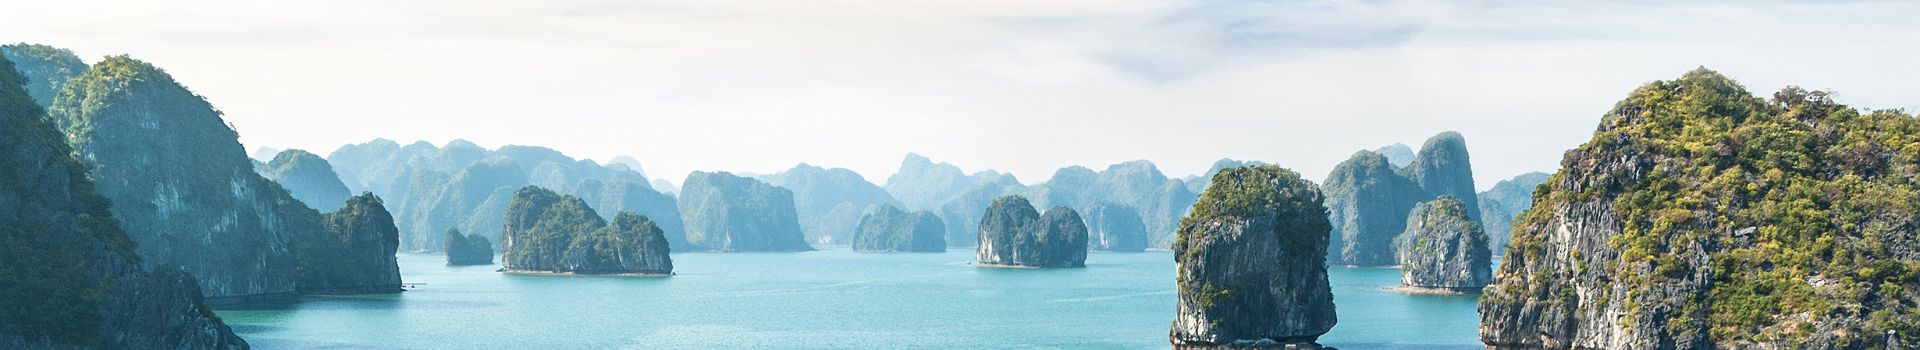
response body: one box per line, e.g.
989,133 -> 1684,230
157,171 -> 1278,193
3,0 -> 1916,189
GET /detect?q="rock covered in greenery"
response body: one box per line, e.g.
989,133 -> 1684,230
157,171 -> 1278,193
49,55 -> 308,299
572,178 -> 687,251
1394,196 -> 1490,292
1475,172 -> 1548,255
1400,132 -> 1480,220
500,186 -> 673,275
294,193 -> 403,294
260,149 -> 353,211
1171,165 -> 1335,349
0,43 -> 86,108
1321,151 -> 1423,266
444,229 -> 494,265
678,171 -> 813,252
1183,158 -> 1268,193
849,204 -> 946,252
395,158 -> 526,252
1029,160 -> 1198,249
0,53 -> 245,349
974,196 -> 1088,268
759,163 -> 902,245
1481,69 -> 1920,348
1084,203 -> 1148,252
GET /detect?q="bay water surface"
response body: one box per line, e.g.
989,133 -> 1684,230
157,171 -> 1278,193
218,248 -> 1481,349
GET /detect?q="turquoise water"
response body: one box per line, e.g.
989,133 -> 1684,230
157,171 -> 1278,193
218,248 -> 1481,349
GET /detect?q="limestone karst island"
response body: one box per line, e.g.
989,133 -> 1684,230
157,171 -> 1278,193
2,2 -> 1916,349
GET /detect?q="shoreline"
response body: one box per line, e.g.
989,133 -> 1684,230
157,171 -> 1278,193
974,262 -> 1084,269
500,269 -> 673,277
1385,285 -> 1484,295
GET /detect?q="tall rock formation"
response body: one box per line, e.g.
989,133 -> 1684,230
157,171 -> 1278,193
0,43 -> 86,108
294,193 -> 403,294
935,173 -> 1026,247
572,178 -> 687,251
1394,196 -> 1490,292
444,228 -> 495,266
1475,172 -> 1548,255
849,204 -> 946,252
48,56 -> 308,299
0,52 -> 246,349
500,186 -> 673,275
259,149 -> 352,211
974,196 -> 1088,268
1028,160 -> 1197,249
677,171 -> 813,252
759,163 -> 902,245
1481,69 -> 1920,348
1084,203 -> 1149,252
1170,165 -> 1335,349
1321,151 -> 1424,266
1400,132 -> 1480,220
1183,158 -> 1268,193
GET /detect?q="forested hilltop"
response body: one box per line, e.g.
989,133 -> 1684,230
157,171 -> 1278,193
1481,68 -> 1919,348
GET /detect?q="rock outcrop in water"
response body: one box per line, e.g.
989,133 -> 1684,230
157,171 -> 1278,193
444,228 -> 495,265
294,193 -> 403,294
1480,69 -> 1920,348
975,195 -> 1088,268
1475,172 -> 1548,255
1084,203 -> 1149,252
759,163 -> 902,245
500,186 -> 673,275
1394,196 -> 1490,293
678,171 -> 813,252
0,43 -> 85,108
48,55 -> 308,300
0,53 -> 246,349
1170,165 -> 1335,349
1322,151 -> 1423,266
884,153 -> 1025,247
1323,132 -> 1482,266
936,173 -> 1027,247
260,149 -> 353,211
850,204 -> 946,252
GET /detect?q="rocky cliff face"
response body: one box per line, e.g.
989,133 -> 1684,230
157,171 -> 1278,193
572,178 -> 688,252
759,163 -> 902,245
48,56 -> 304,300
1322,151 -> 1423,266
1183,158 -> 1268,194
260,149 -> 352,212
975,196 -> 1088,268
1373,143 -> 1415,168
1085,203 -> 1149,252
1028,160 -> 1198,249
0,43 -> 86,108
0,53 -> 246,349
1395,196 -> 1490,292
1475,172 -> 1548,255
293,193 -> 403,294
1400,132 -> 1480,220
500,186 -> 673,275
1481,69 -> 1920,349
678,171 -> 813,252
935,173 -> 1026,247
396,158 -> 526,252
444,228 -> 495,265
850,204 -> 946,252
1170,165 -> 1335,349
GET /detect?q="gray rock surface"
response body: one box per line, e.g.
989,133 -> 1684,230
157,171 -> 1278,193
1171,165 -> 1334,349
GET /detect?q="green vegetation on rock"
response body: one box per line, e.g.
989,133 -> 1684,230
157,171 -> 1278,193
1171,165 -> 1335,348
500,186 -> 673,275
849,204 -> 946,252
0,43 -> 86,108
678,171 -> 814,252
260,149 -> 353,211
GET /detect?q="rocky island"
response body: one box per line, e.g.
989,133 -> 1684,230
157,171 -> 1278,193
1171,165 -> 1336,349
850,204 -> 946,252
677,171 -> 813,252
501,186 -> 673,275
444,228 -> 496,265
259,149 -> 353,211
975,195 -> 1088,268
1084,203 -> 1149,252
1393,196 -> 1490,293
294,193 -> 404,294
1323,132 -> 1483,266
1480,69 -> 1920,348
0,53 -> 247,349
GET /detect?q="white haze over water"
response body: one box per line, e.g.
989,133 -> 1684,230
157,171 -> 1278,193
5,0 -> 1917,189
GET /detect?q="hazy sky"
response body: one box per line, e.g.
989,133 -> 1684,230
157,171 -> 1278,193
6,0 -> 1917,189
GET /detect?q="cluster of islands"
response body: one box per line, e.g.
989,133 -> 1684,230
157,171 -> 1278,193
0,42 -> 1915,349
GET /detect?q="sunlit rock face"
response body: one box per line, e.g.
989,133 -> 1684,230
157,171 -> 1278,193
1395,196 -> 1491,292
1171,165 -> 1335,349
974,195 -> 1088,268
0,53 -> 246,349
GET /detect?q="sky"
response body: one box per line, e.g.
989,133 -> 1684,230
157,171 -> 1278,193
5,0 -> 1918,190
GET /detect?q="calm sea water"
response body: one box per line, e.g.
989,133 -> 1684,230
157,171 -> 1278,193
217,248 -> 1482,349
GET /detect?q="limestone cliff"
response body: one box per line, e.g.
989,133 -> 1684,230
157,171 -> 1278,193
1394,196 -> 1491,292
500,186 -> 673,275
678,171 -> 813,252
850,204 -> 946,252
1085,203 -> 1149,252
975,196 -> 1088,268
1170,165 -> 1335,349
